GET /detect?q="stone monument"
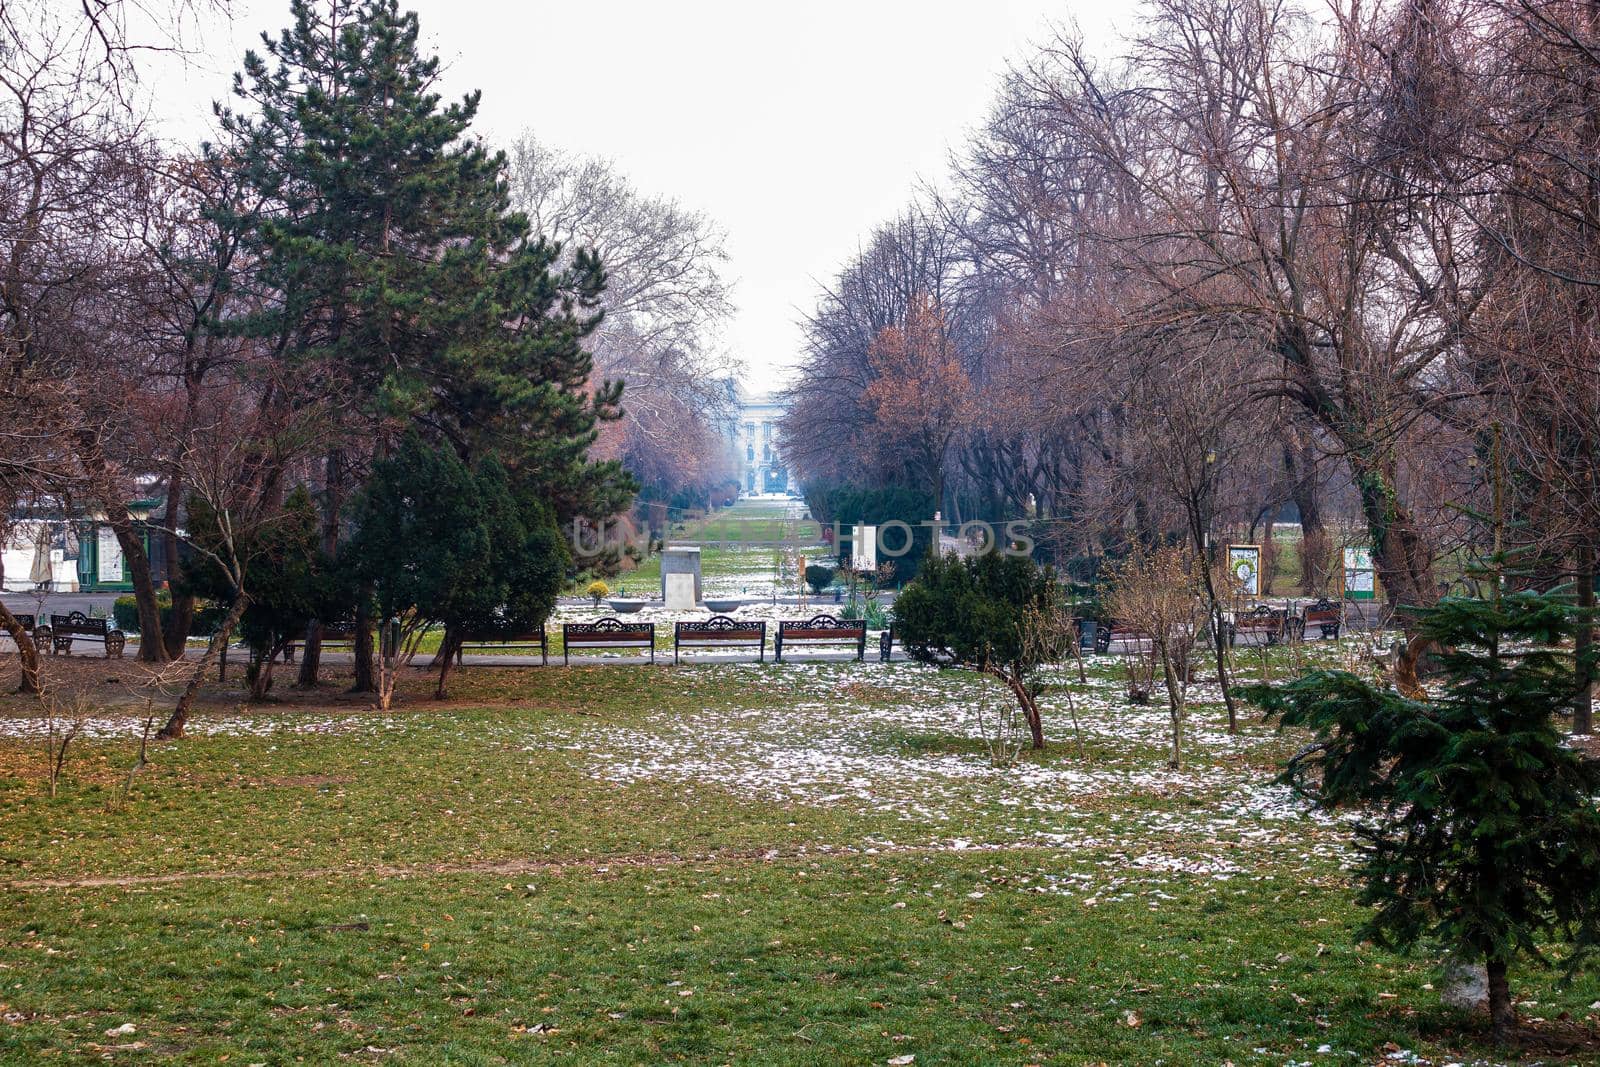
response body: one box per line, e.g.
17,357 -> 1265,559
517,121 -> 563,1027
661,546 -> 702,610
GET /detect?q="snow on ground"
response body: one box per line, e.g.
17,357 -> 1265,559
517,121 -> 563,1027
510,660 -> 1358,891
0,712 -> 411,741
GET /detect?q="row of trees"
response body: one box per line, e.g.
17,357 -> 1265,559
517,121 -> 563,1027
0,0 -> 735,724
781,0 -> 1600,727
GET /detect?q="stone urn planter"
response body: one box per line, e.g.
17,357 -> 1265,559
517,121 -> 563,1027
703,597 -> 743,613
607,598 -> 649,614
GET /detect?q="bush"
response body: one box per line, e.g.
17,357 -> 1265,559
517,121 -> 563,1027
894,551 -> 1063,749
113,593 -> 222,638
587,579 -> 610,603
804,564 -> 835,595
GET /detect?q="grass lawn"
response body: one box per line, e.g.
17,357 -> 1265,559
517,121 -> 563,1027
2,643 -> 1598,1063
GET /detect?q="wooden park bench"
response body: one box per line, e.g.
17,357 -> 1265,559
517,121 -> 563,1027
673,615 -> 766,664
562,618 -> 656,664
457,629 -> 549,666
1094,621 -> 1153,654
774,614 -> 867,662
47,611 -> 126,658
1290,598 -> 1343,641
1227,605 -> 1286,647
282,627 -> 356,663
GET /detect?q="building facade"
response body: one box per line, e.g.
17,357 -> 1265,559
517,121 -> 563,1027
735,394 -> 795,496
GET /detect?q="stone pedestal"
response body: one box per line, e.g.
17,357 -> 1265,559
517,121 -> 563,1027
661,547 -> 702,609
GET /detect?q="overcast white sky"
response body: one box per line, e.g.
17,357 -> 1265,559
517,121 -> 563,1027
141,0 -> 1125,393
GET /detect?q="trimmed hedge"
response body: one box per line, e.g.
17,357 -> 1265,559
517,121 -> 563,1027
113,594 -> 223,638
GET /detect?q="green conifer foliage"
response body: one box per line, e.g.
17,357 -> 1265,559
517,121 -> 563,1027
1245,563 -> 1600,1043
217,0 -> 630,519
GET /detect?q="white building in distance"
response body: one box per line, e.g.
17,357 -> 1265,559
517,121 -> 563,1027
735,393 -> 795,496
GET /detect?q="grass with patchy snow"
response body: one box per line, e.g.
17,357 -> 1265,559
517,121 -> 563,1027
1,641 -> 1596,1064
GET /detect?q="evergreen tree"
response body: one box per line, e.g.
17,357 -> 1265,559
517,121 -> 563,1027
217,0 -> 621,491
344,438 -> 567,702
1245,581 -> 1600,1043
429,458 -> 568,698
894,551 -> 1063,749
214,0 -> 634,685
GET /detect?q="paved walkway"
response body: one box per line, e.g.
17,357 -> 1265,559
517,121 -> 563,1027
24,643 -> 906,667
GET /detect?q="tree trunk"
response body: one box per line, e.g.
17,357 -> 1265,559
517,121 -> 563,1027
994,667 -> 1045,749
298,450 -> 344,688
1159,647 -> 1186,769
1486,956 -> 1515,1046
349,594 -> 375,693
160,472 -> 194,659
248,639 -> 288,702
102,511 -> 169,664
0,601 -> 41,696
158,592 -> 248,739
1261,521 -> 1277,596
1193,524 -> 1239,733
1576,542 -> 1596,735
434,629 -> 462,700
296,619 -> 324,688
1394,631 -> 1433,700
1352,454 -> 1435,612
1285,431 -> 1331,593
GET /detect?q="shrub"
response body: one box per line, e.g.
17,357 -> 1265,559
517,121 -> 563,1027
894,551 -> 1064,749
1244,584 -> 1600,1044
804,564 -> 835,595
587,579 -> 610,603
113,593 -> 223,638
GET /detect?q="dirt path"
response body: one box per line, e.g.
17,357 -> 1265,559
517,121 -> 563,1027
3,840 -> 1053,891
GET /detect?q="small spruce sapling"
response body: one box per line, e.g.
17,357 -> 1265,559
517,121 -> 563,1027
1243,533 -> 1600,1043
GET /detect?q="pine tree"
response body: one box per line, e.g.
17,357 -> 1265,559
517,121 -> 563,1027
1244,549 -> 1600,1044
214,0 -> 633,685
219,0 -> 623,476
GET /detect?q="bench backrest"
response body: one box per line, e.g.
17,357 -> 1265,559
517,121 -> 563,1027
676,616 -> 764,642
11,614 -> 35,632
1302,598 -> 1340,622
1235,606 -> 1283,628
778,614 -> 865,640
51,611 -> 108,636
564,618 -> 654,643
461,630 -> 546,644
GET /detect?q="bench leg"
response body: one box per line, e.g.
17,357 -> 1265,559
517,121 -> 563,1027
774,637 -> 782,663
856,637 -> 865,662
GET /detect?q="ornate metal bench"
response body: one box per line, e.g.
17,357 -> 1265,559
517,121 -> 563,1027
774,614 -> 866,662
562,618 -> 656,664
47,611 -> 126,658
1290,598 -> 1342,641
1094,621 -> 1153,654
1227,605 -> 1286,647
673,615 -> 765,663
3,613 -> 38,646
